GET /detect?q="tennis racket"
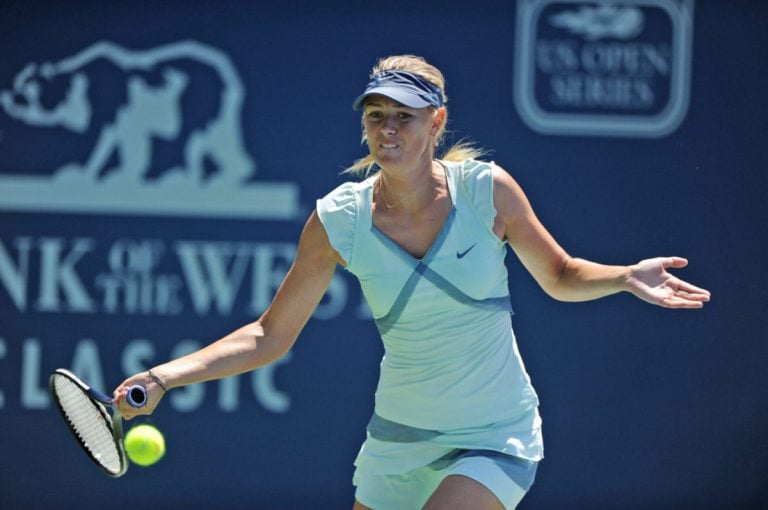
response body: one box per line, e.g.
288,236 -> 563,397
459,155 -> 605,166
49,368 -> 147,477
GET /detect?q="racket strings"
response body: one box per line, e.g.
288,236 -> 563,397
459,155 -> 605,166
52,375 -> 123,474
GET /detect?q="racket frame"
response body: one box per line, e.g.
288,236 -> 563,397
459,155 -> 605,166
49,368 -> 140,477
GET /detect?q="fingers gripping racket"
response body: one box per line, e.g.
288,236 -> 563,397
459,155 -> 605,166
49,368 -> 147,477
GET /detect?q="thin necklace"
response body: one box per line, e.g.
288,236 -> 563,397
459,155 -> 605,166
377,170 -> 434,210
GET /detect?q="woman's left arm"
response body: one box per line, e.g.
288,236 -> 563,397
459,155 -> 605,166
492,166 -> 711,309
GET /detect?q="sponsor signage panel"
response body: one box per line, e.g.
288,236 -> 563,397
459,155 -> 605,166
514,0 -> 694,137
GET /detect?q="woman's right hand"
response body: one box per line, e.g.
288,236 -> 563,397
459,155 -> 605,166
113,370 -> 168,420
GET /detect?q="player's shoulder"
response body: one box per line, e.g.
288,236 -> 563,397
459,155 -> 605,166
444,158 -> 494,181
320,175 -> 374,203
489,163 -> 531,222
315,177 -> 374,267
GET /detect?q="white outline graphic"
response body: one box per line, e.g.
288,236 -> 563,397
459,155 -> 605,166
0,40 -> 299,220
514,0 -> 694,138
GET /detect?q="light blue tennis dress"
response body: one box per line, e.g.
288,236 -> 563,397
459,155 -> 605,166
316,160 -> 544,509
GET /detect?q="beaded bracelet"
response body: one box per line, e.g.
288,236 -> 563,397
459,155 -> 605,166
148,369 -> 169,392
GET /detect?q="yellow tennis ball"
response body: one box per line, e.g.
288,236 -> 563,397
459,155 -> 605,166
124,424 -> 165,467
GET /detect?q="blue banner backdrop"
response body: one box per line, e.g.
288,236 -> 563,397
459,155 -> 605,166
1,1 -> 766,509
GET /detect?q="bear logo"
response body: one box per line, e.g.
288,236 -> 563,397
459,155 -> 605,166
1,39 -> 255,186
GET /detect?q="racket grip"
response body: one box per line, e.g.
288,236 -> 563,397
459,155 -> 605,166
126,385 -> 147,408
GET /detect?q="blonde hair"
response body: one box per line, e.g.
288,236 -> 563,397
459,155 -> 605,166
345,55 -> 485,176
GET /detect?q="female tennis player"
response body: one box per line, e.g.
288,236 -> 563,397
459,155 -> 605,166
114,55 -> 710,509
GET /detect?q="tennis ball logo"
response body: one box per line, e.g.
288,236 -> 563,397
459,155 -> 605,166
124,424 -> 166,467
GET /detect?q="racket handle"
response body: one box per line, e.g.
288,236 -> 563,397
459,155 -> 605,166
126,385 -> 147,408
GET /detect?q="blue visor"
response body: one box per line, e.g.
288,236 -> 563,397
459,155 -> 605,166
352,70 -> 444,110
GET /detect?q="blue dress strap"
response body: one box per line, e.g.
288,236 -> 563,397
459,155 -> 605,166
371,207 -> 512,335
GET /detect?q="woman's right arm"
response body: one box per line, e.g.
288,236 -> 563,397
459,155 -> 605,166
114,210 -> 343,419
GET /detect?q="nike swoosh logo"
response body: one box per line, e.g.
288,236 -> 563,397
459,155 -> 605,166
456,243 -> 477,259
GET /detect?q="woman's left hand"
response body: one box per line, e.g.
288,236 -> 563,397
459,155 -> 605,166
626,257 -> 711,309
